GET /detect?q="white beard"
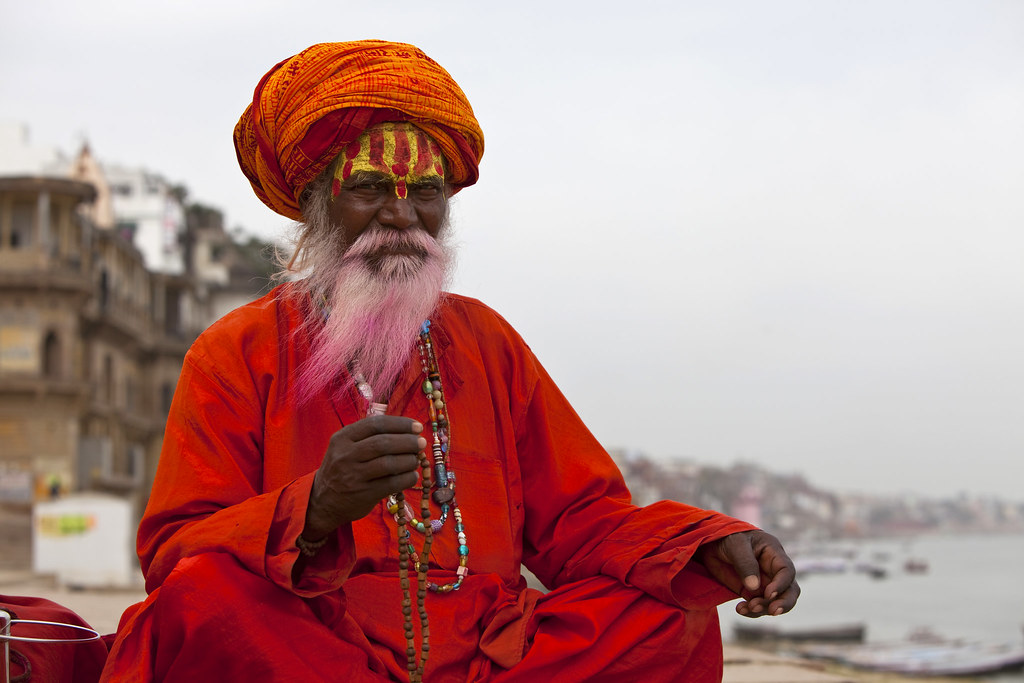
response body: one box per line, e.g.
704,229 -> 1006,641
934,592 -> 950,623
296,225 -> 454,403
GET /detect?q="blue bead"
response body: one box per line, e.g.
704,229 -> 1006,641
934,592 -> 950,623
458,545 -> 468,556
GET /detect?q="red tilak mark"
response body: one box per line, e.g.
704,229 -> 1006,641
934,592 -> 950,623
344,140 -> 362,159
396,179 -> 408,199
332,178 -> 341,197
341,161 -> 353,180
392,128 -> 411,180
394,128 -> 412,164
413,131 -> 433,176
368,129 -> 388,172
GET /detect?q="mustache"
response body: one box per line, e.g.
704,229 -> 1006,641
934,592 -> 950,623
342,227 -> 441,280
344,227 -> 436,262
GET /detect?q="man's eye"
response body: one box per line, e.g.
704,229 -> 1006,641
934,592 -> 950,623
411,185 -> 441,200
351,181 -> 387,194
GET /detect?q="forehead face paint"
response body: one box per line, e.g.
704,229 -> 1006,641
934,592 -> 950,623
333,122 -> 446,200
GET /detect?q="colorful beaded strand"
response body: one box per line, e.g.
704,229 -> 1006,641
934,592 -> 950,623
326,301 -> 469,681
418,321 -> 469,594
389,320 -> 472,681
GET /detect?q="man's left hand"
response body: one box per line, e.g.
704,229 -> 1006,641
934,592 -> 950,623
697,530 -> 800,618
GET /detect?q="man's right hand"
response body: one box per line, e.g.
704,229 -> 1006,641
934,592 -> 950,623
303,416 -> 425,541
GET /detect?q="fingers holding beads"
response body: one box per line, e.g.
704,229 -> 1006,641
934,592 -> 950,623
343,415 -> 423,440
305,417 -> 427,536
329,431 -> 426,464
369,453 -> 421,483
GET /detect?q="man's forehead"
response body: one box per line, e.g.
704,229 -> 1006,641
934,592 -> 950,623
332,122 -> 447,199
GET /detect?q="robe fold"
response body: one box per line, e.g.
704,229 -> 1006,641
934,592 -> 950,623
101,286 -> 754,681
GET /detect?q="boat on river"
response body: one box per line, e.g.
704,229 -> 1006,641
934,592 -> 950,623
734,622 -> 866,643
903,557 -> 929,574
799,633 -> 1024,676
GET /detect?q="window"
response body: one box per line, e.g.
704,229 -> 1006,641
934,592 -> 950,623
99,270 -> 109,310
125,376 -> 136,412
42,331 -> 61,378
164,288 -> 182,337
50,205 -> 62,257
103,354 -> 114,404
11,202 -> 33,248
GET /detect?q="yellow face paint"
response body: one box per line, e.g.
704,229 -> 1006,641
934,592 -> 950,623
332,122 -> 446,199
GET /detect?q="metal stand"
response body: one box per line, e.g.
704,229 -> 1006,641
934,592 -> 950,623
1,609 -> 10,683
0,608 -> 100,683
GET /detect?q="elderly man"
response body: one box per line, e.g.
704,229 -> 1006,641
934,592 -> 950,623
101,41 -> 798,682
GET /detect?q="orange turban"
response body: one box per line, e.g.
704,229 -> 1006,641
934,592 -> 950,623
234,40 -> 484,221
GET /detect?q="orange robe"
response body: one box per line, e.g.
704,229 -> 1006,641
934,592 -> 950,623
101,287 -> 754,681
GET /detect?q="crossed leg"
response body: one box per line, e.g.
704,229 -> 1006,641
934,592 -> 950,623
102,553 -> 724,682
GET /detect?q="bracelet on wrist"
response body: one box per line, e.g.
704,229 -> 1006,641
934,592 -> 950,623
296,533 -> 328,557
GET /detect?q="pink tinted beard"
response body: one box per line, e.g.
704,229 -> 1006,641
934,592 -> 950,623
296,227 -> 447,403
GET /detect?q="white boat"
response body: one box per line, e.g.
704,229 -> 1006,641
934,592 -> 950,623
800,635 -> 1024,676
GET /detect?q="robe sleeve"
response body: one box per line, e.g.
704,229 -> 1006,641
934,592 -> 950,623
137,339 -> 354,598
514,349 -> 756,610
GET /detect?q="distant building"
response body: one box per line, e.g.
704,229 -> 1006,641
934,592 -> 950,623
731,483 -> 763,528
183,202 -> 276,322
0,126 -> 274,570
0,174 -> 205,568
63,141 -> 188,276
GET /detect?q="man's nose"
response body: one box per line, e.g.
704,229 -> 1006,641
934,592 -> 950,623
378,192 -> 417,229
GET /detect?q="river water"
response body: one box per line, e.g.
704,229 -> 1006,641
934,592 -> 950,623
718,533 -> 1024,681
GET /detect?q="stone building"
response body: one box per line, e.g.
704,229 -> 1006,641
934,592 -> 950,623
0,174 -> 208,569
0,126 -> 277,572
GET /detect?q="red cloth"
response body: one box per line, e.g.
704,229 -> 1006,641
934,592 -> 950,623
1,594 -> 108,683
101,288 -> 754,681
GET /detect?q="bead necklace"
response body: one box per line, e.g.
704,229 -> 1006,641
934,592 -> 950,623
317,292 -> 470,678
411,320 -> 468,592
359,320 -> 469,682
395,455 -> 432,681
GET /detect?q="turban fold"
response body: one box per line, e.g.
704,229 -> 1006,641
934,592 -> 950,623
234,40 -> 484,220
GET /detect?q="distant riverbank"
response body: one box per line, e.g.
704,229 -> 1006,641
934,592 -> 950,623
719,533 -> 1024,682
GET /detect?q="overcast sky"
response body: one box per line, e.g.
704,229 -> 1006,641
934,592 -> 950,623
3,0 -> 1022,500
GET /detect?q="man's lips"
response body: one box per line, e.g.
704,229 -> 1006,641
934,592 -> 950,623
363,247 -> 428,269
367,246 -> 427,258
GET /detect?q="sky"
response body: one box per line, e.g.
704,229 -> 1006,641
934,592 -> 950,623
3,0 -> 1022,500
